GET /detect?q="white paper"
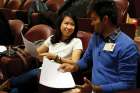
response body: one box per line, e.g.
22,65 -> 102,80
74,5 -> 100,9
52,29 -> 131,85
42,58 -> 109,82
39,57 -> 76,88
21,33 -> 38,57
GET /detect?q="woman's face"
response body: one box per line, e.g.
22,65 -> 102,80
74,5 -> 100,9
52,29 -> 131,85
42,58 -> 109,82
60,16 -> 75,38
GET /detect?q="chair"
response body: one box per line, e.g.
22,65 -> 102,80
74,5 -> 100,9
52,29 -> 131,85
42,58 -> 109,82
5,0 -> 21,10
78,18 -> 93,33
24,24 -> 54,42
120,23 -> 136,39
46,0 -> 64,12
77,31 -> 92,52
134,37 -> 140,50
0,0 -> 6,8
128,0 -> 140,18
20,0 -> 32,11
8,19 -> 24,45
18,0 -> 26,10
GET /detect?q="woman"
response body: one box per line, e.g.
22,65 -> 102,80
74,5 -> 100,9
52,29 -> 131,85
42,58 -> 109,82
0,11 -> 83,93
37,11 -> 82,64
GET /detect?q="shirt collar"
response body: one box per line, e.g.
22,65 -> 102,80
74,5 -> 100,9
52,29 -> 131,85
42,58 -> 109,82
104,28 -> 120,43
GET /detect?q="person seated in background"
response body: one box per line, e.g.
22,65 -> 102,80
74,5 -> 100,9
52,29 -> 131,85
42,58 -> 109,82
114,0 -> 136,24
0,11 -> 83,93
0,12 -> 14,45
59,0 -> 139,93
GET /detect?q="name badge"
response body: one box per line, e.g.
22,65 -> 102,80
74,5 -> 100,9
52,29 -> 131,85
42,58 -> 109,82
103,43 -> 116,52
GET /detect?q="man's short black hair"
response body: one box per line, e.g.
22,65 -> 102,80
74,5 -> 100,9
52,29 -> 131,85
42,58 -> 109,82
87,0 -> 118,26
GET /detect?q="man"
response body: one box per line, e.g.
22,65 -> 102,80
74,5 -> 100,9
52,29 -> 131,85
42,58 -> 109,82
59,0 -> 139,93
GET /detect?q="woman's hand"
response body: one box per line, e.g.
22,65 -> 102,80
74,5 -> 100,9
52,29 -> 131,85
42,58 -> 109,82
38,52 -> 56,61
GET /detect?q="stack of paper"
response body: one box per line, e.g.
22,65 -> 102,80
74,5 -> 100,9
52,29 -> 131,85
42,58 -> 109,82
39,57 -> 76,88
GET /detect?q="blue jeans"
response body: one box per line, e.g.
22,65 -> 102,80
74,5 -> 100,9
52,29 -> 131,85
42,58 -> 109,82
9,68 -> 40,93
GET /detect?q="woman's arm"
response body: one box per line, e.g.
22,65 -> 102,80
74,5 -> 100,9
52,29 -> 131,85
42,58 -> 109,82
60,49 -> 83,64
37,44 -> 49,61
38,49 -> 82,64
37,43 -> 49,54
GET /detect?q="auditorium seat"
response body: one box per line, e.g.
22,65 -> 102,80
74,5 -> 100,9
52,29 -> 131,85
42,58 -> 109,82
77,31 -> 92,52
0,0 -> 6,8
120,23 -> 136,39
134,37 -> 140,50
78,18 -> 93,32
20,0 -> 32,11
24,24 -> 54,42
8,19 -> 24,45
5,0 -> 21,10
46,0 -> 64,12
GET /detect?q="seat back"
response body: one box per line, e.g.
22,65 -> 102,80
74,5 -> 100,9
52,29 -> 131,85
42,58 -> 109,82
24,24 -> 54,42
0,0 -> 6,8
77,31 -> 92,52
78,18 -> 93,33
9,19 -> 24,45
20,0 -> 32,11
5,0 -> 21,10
46,0 -> 64,12
120,23 -> 136,39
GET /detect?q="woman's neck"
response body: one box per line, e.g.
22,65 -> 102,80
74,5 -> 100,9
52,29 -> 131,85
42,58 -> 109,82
61,36 -> 69,41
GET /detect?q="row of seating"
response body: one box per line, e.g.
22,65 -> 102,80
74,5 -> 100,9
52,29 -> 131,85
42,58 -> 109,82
0,0 -> 30,10
7,19 -> 92,50
0,0 -> 64,12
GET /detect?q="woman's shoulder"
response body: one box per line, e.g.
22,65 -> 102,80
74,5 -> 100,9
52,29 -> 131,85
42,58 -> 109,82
72,38 -> 82,42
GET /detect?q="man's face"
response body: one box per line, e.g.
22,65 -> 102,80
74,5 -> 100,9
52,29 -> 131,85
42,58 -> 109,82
90,12 -> 104,34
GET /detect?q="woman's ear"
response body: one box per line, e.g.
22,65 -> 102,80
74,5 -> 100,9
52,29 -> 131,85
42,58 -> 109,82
102,15 -> 109,24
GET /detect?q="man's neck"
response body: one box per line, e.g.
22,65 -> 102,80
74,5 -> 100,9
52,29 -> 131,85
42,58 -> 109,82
102,26 -> 117,38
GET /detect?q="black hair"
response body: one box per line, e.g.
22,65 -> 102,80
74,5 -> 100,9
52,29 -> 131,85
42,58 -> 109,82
51,11 -> 78,44
87,0 -> 118,26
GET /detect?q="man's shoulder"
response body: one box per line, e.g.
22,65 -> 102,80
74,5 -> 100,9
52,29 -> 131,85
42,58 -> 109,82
118,32 -> 134,44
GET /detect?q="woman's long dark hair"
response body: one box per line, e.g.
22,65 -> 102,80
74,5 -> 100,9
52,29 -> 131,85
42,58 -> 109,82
51,11 -> 78,44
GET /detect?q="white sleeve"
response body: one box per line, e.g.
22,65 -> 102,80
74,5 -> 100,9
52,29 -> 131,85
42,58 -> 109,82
73,38 -> 83,50
43,36 -> 52,47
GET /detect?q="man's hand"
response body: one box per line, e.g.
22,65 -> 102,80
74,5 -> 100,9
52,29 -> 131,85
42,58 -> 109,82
78,77 -> 93,93
63,77 -> 102,93
58,63 -> 79,72
62,77 -> 92,93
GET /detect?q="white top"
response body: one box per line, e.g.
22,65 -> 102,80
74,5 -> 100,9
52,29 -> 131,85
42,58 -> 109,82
43,36 -> 83,58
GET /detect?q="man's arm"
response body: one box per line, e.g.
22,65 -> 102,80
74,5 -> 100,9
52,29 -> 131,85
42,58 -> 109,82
100,44 -> 139,92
